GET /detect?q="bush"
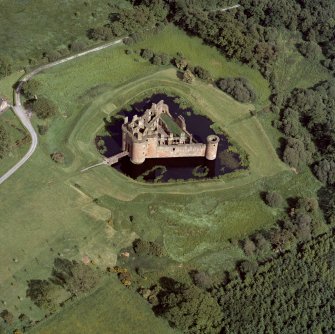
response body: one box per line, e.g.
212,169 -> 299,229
160,53 -> 171,65
21,79 -> 41,99
0,124 -> 10,159
297,41 -> 322,60
141,49 -> 154,60
31,96 -> 57,119
182,69 -> 195,83
69,40 -> 87,52
50,152 -> 64,164
152,55 -> 162,65
52,258 -> 100,296
193,66 -> 212,81
264,191 -> 283,207
217,77 -> 256,103
37,124 -> 48,135
133,239 -> 166,257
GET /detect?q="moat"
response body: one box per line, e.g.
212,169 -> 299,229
97,94 -> 244,182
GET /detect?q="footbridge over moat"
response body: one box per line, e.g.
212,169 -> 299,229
104,151 -> 129,165
81,151 -> 129,172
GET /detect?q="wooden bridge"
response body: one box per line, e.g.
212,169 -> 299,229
81,151 -> 128,172
104,151 -> 129,165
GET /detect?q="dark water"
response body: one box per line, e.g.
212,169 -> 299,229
97,94 -> 243,182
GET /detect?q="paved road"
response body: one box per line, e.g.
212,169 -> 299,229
0,39 -> 123,185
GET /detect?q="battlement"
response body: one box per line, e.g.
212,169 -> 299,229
121,100 -> 219,164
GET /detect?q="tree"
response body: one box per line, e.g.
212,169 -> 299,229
0,56 -> 12,78
52,258 -> 100,296
193,66 -> 212,81
156,281 -> 223,333
0,124 -> 10,159
31,96 -> 57,119
264,191 -> 283,207
50,152 -> 64,164
26,279 -> 64,312
243,238 -> 257,256
217,78 -> 256,103
21,79 -> 41,99
159,53 -> 171,65
141,49 -> 154,60
152,55 -> 162,65
182,69 -> 195,84
174,56 -> 188,70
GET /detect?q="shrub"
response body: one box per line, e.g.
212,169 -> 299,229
69,40 -> 87,52
264,191 -> 283,207
21,79 -> 41,99
152,55 -> 162,65
217,77 -> 256,103
37,124 -> 48,135
50,152 -> 64,164
182,69 -> 195,83
0,124 -> 10,159
193,66 -> 212,81
52,258 -> 100,296
141,49 -> 154,60
31,96 -> 57,119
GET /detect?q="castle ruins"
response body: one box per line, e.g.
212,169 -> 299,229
116,100 -> 219,164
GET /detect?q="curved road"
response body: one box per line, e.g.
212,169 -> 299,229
0,39 -> 123,185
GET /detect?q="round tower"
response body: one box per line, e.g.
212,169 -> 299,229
131,141 -> 147,164
205,135 -> 220,160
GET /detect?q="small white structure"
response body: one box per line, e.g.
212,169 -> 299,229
0,98 -> 9,113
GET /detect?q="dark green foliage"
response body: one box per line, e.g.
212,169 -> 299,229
37,124 -> 48,135
155,280 -> 223,333
141,49 -> 154,60
190,271 -> 213,290
318,187 -> 335,225
31,96 -> 57,119
212,232 -> 335,333
21,79 -> 41,99
242,238 -> 256,256
0,310 -> 13,325
69,40 -> 87,52
87,26 -> 114,41
192,66 -> 212,81
0,56 -> 12,78
51,258 -> 100,296
313,156 -> 335,186
133,239 -> 166,257
0,124 -> 10,159
282,137 -> 313,169
89,1 -> 168,41
159,53 -> 171,65
217,78 -> 256,103
264,191 -> 283,207
152,55 -> 162,65
26,279 -> 62,312
50,152 -> 65,164
297,41 -> 322,60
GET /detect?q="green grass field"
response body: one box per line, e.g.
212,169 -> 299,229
136,25 -> 271,109
0,24 -> 323,333
30,276 -> 176,334
0,109 -> 30,175
0,0 -> 130,67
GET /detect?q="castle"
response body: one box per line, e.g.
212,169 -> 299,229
118,100 -> 219,164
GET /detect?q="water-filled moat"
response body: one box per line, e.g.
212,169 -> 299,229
97,94 -> 244,182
